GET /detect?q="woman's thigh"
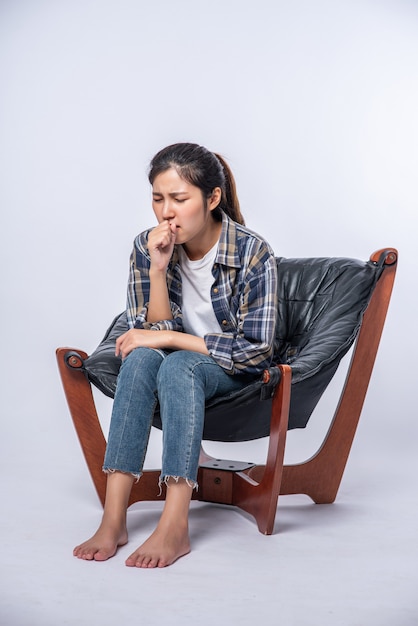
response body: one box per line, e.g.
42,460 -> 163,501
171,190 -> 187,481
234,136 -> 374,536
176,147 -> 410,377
156,350 -> 248,403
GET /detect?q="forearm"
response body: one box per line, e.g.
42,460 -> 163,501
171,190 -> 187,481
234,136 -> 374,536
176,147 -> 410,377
116,328 -> 209,359
147,269 -> 173,323
165,331 -> 209,355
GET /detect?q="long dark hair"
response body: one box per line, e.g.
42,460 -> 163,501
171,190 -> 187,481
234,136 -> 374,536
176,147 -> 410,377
148,143 -> 245,225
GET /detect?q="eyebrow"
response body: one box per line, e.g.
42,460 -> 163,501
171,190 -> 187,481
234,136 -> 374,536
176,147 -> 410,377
152,191 -> 189,197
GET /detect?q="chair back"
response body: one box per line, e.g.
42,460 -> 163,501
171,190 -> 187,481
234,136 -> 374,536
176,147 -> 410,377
275,255 -> 383,427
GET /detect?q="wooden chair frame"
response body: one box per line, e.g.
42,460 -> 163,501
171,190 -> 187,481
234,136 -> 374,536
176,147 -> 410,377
56,248 -> 397,535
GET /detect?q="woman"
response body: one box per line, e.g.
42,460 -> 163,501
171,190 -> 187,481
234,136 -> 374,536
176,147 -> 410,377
74,143 -> 277,568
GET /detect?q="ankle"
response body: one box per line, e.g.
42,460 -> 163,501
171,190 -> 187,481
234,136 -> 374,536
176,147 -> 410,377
100,511 -> 127,530
157,511 -> 189,534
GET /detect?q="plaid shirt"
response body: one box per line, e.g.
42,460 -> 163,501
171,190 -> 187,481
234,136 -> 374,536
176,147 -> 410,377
126,212 -> 277,375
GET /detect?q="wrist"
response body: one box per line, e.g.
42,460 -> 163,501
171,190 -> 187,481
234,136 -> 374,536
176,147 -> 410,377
164,330 -> 175,349
149,267 -> 167,279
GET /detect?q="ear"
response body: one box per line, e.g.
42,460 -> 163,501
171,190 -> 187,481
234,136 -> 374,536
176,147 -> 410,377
208,187 -> 222,211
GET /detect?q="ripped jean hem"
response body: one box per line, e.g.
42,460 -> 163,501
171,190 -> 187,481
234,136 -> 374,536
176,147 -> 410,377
102,469 -> 198,492
102,467 -> 142,484
158,475 -> 198,496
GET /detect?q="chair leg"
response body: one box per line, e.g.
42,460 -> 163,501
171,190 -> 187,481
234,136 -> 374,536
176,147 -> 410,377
233,364 -> 291,534
198,365 -> 292,535
280,253 -> 397,503
56,348 -> 107,505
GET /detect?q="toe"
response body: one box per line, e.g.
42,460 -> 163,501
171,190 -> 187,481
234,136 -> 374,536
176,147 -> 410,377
125,552 -> 139,567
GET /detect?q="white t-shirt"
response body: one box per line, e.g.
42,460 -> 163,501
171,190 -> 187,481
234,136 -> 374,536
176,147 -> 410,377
177,242 -> 222,337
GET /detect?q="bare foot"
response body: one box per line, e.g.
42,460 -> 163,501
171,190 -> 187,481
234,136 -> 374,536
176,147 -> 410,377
125,522 -> 190,568
73,521 -> 128,562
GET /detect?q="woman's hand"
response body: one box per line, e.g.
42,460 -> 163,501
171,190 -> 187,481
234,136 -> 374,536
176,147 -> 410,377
147,220 -> 176,272
115,329 -> 169,359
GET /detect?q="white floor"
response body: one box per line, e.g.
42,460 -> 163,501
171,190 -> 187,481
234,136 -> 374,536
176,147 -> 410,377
2,370 -> 417,626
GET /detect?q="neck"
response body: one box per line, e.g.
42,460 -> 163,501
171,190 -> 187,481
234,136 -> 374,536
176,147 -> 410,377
182,219 -> 222,261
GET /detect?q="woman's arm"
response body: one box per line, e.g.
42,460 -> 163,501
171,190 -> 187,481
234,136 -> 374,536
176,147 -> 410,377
115,329 -> 209,359
147,268 -> 173,323
146,221 -> 176,323
126,228 -> 183,331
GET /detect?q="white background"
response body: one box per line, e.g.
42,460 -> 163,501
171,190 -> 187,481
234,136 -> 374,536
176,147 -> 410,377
1,1 -> 417,625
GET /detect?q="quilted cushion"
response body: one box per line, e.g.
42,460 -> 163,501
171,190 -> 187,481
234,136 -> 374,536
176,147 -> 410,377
275,256 -> 381,383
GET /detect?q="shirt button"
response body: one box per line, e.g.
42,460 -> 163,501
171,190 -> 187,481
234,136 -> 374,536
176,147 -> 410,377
213,287 -> 219,294
222,319 -> 228,326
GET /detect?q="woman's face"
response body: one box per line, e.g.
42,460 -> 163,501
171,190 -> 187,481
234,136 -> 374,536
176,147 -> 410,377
151,167 -> 221,248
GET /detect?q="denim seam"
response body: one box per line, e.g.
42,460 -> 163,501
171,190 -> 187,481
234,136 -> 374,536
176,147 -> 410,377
105,349 -> 161,475
180,358 -> 216,482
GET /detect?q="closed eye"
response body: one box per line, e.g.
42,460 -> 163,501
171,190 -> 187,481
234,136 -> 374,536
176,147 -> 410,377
152,195 -> 188,203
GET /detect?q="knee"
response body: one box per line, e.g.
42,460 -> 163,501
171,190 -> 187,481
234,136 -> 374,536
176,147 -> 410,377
156,352 -> 182,384
156,351 -> 205,389
120,347 -> 163,378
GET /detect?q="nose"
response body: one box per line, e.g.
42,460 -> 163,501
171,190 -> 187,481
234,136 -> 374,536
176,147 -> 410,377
161,200 -> 175,221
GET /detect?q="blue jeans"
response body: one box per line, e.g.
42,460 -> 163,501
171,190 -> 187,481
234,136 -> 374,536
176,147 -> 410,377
103,348 -> 251,487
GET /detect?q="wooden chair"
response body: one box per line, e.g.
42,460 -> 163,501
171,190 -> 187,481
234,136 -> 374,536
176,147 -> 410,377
56,248 -> 397,535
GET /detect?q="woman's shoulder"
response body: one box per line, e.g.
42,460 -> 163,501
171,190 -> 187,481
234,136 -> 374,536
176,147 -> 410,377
134,226 -> 152,243
133,226 -> 157,251
226,215 -> 276,259
219,213 -> 276,278
131,227 -> 153,264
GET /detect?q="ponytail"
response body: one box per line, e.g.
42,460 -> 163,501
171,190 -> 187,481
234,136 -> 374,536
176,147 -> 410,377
213,153 -> 245,225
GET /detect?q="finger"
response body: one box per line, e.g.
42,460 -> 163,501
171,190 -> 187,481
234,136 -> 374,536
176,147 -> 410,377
151,233 -> 172,252
153,221 -> 172,237
118,341 -> 130,359
115,332 -> 127,356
